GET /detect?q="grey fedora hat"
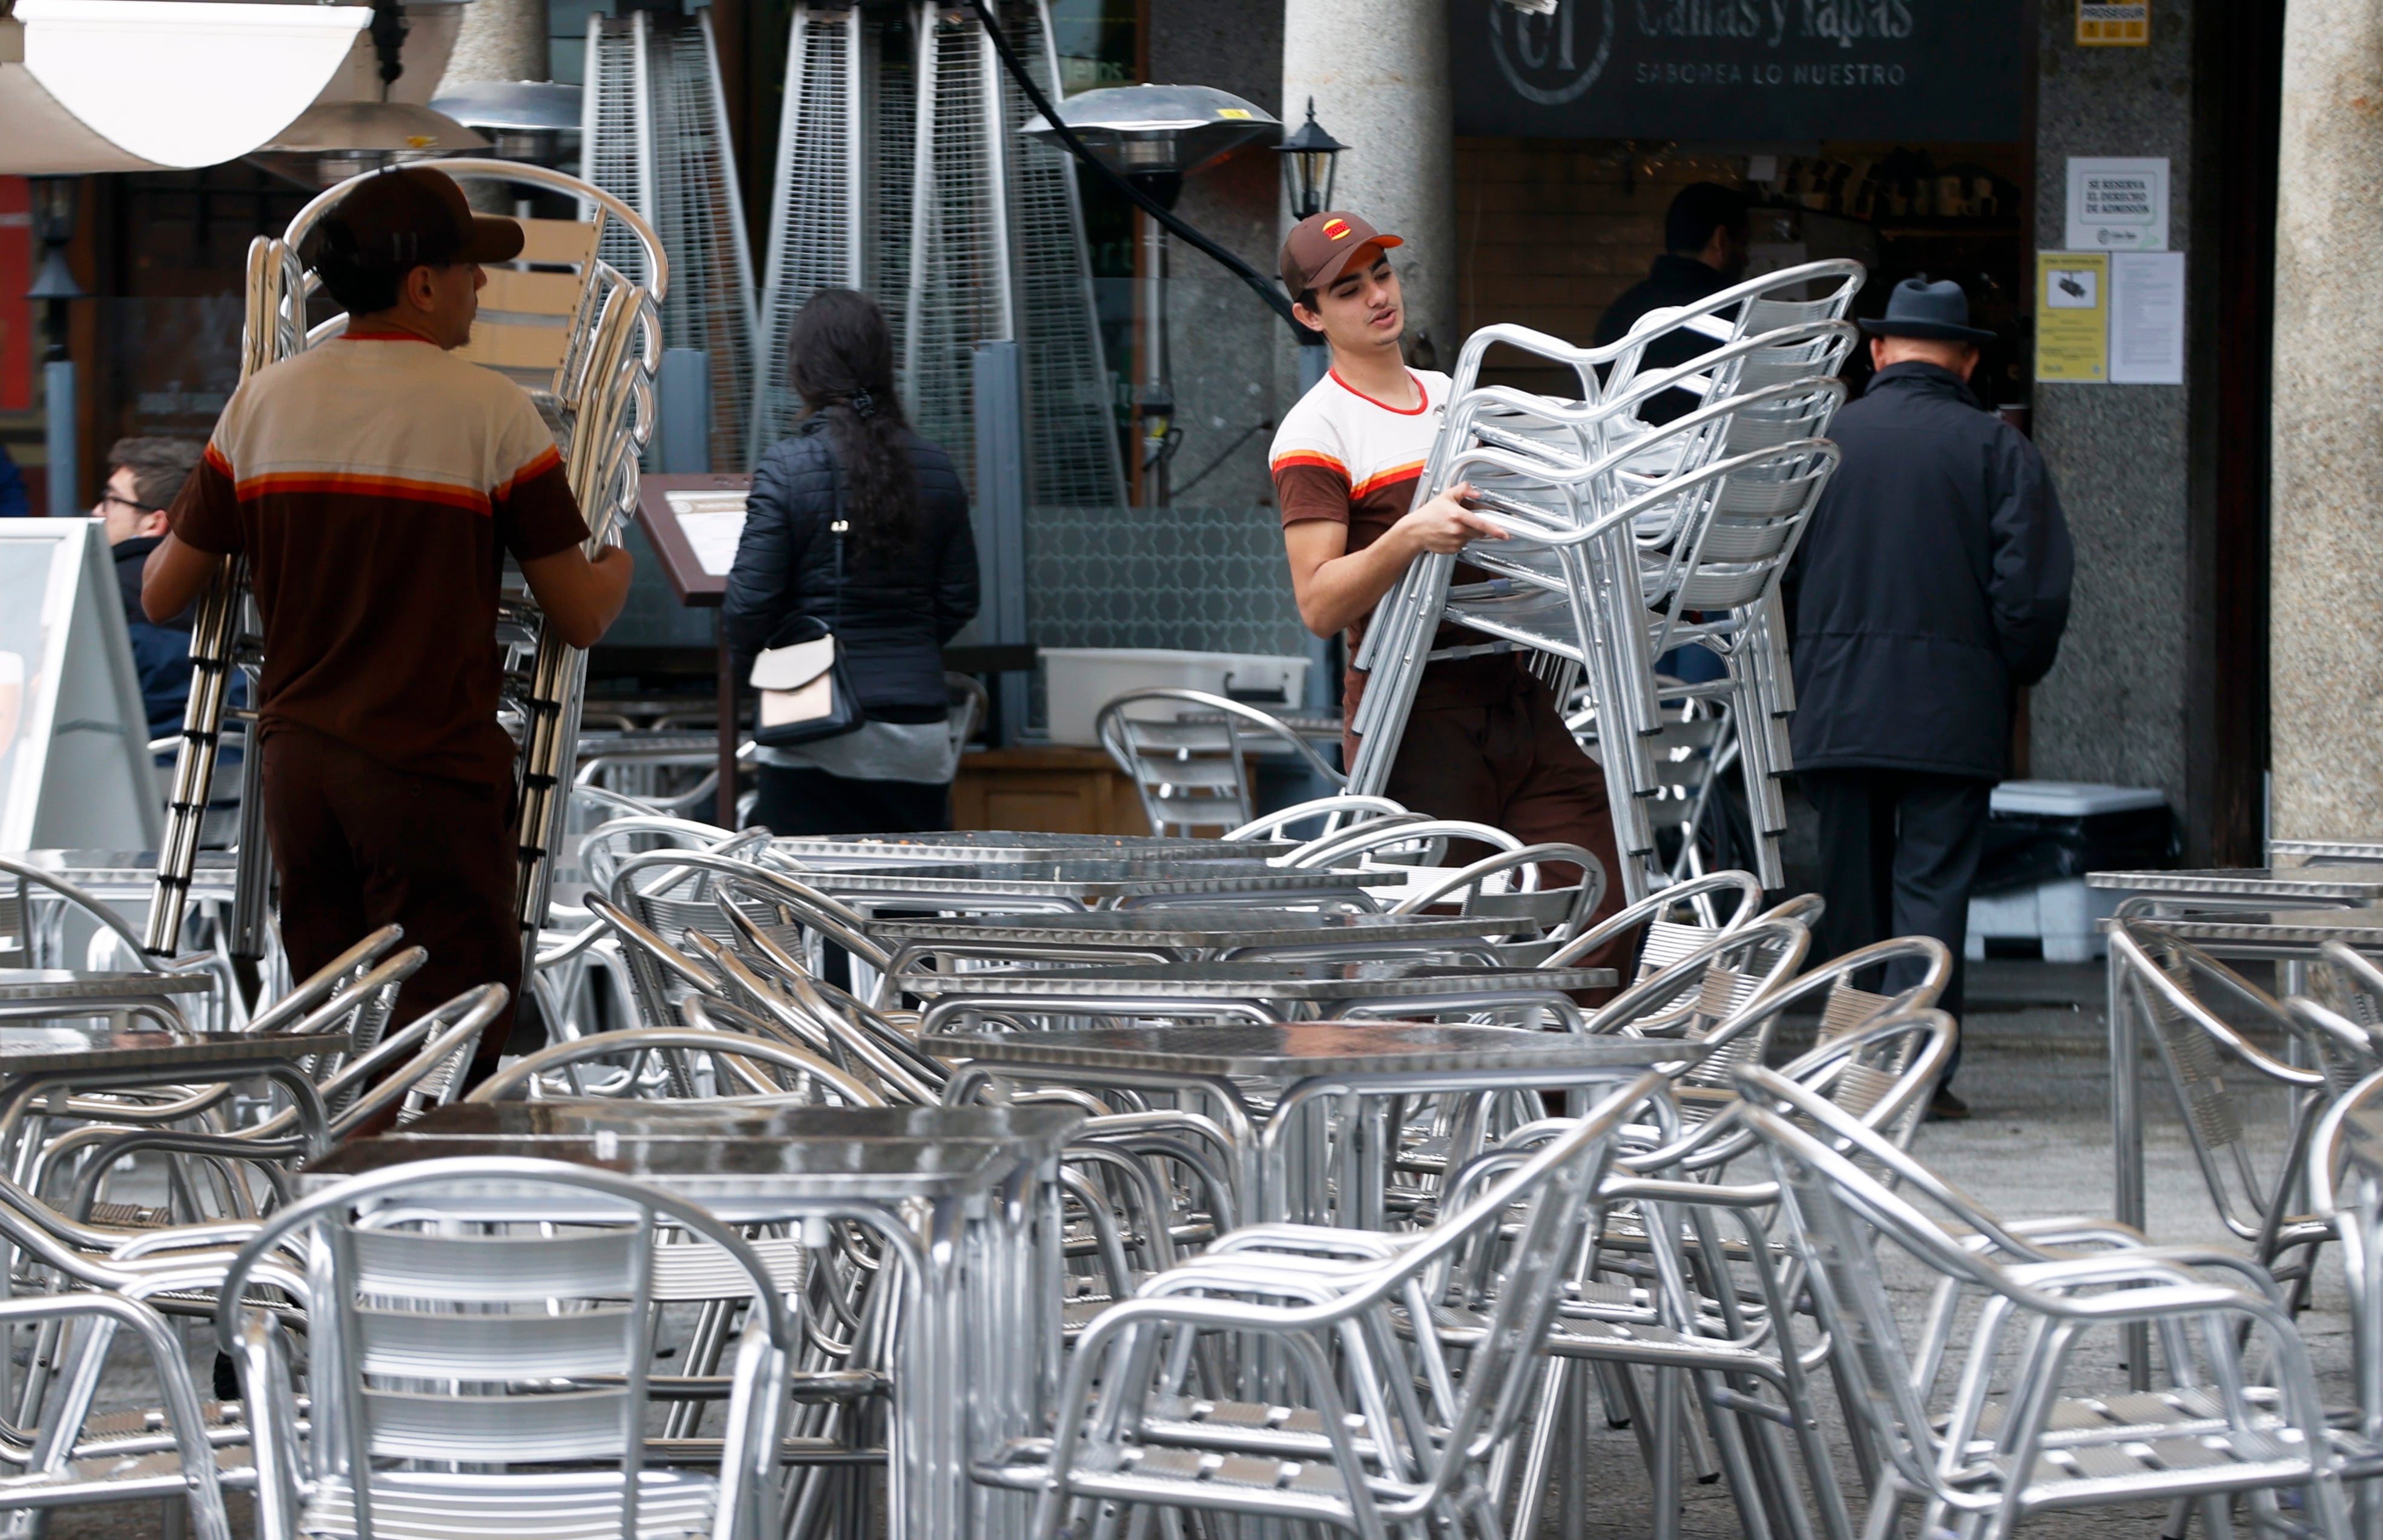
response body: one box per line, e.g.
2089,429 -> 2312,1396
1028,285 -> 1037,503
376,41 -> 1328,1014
1860,277 -> 1996,343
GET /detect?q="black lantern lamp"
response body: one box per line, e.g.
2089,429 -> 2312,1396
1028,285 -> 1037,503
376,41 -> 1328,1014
25,177 -> 87,516
25,177 -> 88,347
1275,97 -> 1345,223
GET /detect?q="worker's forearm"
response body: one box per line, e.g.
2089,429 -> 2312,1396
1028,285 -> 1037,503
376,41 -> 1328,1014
1296,531 -> 1417,639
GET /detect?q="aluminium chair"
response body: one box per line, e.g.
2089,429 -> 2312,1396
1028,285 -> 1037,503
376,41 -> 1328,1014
1096,688 -> 1343,838
216,1157 -> 802,1540
1742,1064 -> 2354,1540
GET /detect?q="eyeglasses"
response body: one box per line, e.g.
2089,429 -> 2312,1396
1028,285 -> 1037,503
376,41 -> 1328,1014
97,493 -> 162,516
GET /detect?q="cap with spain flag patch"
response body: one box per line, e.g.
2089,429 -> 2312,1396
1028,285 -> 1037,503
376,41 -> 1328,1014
1279,210 -> 1403,300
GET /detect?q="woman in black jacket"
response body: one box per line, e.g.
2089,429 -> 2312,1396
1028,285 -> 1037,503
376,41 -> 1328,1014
725,289 -> 980,834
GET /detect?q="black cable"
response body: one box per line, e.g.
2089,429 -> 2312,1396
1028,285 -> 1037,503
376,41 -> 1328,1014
1171,420 -> 1273,499
961,0 -> 1302,332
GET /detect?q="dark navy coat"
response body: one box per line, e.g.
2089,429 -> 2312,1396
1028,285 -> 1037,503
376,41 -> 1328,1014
723,419 -> 980,721
1784,361 -> 2074,781
112,535 -> 199,740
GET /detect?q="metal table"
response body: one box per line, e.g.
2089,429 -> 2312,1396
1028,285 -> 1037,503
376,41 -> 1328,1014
2088,866 -> 2383,904
786,858 -> 1397,912
0,970 -> 213,1004
770,831 -> 1299,863
928,1021 -> 1690,1228
314,1101 -> 1081,1540
905,959 -> 1617,1028
2089,866 -> 2383,1389
12,850 -> 239,911
869,906 -> 1539,959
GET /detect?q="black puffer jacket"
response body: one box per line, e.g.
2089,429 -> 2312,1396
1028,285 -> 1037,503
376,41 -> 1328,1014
724,418 -> 979,720
1784,362 -> 2074,780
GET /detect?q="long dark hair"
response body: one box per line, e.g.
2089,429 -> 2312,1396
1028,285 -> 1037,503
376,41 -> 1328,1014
788,288 -> 918,568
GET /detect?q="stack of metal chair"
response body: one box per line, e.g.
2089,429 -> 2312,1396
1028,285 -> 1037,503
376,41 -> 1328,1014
1343,260 -> 1865,901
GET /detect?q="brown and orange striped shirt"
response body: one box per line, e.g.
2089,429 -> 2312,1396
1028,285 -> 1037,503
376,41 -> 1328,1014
168,331 -> 589,785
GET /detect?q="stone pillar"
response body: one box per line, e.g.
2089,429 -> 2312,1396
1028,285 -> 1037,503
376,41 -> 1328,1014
1281,0 -> 1457,366
438,0 -> 548,93
2270,1 -> 2383,841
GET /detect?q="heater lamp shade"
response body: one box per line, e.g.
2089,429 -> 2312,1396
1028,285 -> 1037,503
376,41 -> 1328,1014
1020,82 -> 1278,179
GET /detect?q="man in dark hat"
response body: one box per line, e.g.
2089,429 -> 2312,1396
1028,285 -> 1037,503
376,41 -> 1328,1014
1785,277 -> 2073,1119
140,166 -> 633,1087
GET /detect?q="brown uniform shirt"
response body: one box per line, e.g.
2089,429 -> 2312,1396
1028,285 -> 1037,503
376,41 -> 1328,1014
168,331 -> 590,785
1269,366 -> 1527,717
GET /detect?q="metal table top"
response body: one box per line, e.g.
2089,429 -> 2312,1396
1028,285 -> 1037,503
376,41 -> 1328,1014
2086,866 -> 2383,902
868,907 -> 1538,949
790,858 -> 1394,904
2101,907 -> 2383,951
0,970 -> 216,1002
309,1101 -> 1084,1202
2270,840 -> 2383,866
898,959 -> 1617,999
0,1022 -> 349,1076
771,831 -> 1299,864
921,1022 -> 1695,1078
12,851 -> 239,903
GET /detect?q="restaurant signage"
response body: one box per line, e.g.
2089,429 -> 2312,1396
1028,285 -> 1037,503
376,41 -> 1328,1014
1451,0 -> 2027,143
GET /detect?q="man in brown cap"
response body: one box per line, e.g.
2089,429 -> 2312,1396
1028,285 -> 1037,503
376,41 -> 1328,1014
142,166 -> 632,1084
1268,211 -> 1626,950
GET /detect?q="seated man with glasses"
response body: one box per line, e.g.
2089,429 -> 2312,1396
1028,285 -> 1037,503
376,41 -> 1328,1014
96,436 -> 216,746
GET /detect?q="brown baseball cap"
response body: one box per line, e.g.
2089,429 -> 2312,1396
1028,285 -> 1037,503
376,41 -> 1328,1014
304,165 -> 524,272
1280,211 -> 1404,298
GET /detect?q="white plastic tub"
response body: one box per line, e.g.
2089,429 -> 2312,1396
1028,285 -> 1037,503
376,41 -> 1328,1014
1042,648 -> 1312,746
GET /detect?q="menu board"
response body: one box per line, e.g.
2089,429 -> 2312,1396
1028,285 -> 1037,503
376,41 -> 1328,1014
0,520 -> 164,853
633,472 -> 754,607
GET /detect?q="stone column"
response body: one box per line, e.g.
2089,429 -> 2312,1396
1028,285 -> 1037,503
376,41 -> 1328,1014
2270,0 -> 2383,841
438,0 -> 548,93
1281,0 -> 1457,366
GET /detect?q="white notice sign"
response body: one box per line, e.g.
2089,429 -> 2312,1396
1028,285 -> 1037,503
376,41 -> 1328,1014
2066,157 -> 2169,251
2109,251 -> 2186,384
664,490 -> 750,577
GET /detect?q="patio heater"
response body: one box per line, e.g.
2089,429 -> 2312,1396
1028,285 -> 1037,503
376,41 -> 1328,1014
1273,97 -> 1346,393
1021,82 -> 1277,507
584,6 -> 756,472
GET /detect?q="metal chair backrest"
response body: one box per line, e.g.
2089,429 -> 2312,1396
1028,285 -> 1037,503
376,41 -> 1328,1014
216,1157 -> 793,1540
2112,920 -> 2371,1251
1586,914 -> 1811,1047
1096,688 -> 1342,837
1224,793 -> 1408,843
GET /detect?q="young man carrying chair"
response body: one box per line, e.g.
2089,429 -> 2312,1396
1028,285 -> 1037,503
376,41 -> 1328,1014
1268,211 -> 1627,955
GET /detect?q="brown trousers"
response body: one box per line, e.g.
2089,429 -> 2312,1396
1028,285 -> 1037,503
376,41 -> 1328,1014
262,728 -> 521,1091
1363,674 -> 1635,976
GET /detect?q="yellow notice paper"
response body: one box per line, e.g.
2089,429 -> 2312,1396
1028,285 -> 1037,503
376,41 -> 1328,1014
2077,0 -> 2148,45
2036,252 -> 2110,383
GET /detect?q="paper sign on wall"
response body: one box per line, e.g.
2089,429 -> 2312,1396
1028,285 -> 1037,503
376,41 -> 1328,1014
2066,157 -> 2169,251
2077,0 -> 2149,45
2109,251 -> 2186,384
2036,252 -> 2111,382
